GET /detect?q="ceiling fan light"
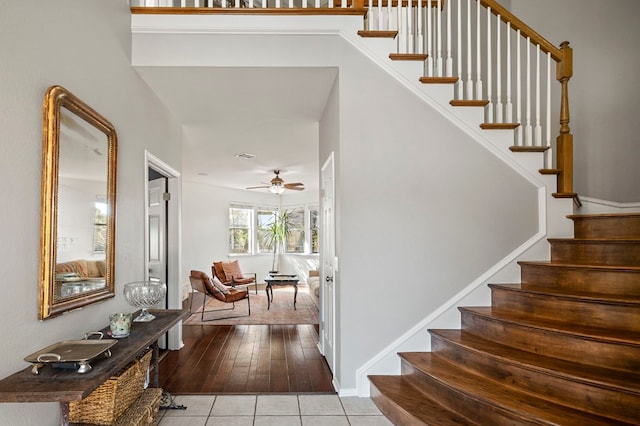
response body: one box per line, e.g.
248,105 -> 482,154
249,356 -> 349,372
269,185 -> 285,195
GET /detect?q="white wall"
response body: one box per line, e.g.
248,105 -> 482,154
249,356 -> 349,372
511,0 -> 640,204
0,1 -> 181,424
132,16 -> 540,392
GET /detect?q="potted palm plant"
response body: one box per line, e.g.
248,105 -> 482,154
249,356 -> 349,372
261,209 -> 293,273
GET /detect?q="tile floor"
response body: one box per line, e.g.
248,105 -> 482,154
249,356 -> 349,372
157,394 -> 393,425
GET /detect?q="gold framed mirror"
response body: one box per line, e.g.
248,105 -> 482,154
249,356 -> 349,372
39,85 -> 117,320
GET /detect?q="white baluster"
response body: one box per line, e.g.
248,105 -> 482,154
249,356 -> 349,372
427,0 -> 433,76
546,52 -> 552,150
397,0 -> 403,54
408,0 -> 413,53
486,7 -> 492,122
525,38 -> 532,146
445,0 -> 452,76
495,14 -> 503,123
417,0 -> 423,54
516,30 -> 522,145
378,0 -> 382,31
505,22 -> 513,123
436,0 -> 442,76
456,0 -> 463,99
465,0 -> 473,98
534,44 -> 542,146
475,0 -> 483,100
387,0 -> 392,31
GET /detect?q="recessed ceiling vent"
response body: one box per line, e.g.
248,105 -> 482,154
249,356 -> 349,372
235,152 -> 256,159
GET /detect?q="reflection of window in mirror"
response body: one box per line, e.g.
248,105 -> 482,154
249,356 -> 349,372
93,198 -> 107,254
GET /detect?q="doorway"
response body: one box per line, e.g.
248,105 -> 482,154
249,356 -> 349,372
144,150 -> 183,350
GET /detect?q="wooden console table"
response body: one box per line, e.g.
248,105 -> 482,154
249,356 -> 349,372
0,309 -> 188,426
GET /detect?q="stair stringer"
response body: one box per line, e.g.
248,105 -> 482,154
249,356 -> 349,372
340,31 -> 576,397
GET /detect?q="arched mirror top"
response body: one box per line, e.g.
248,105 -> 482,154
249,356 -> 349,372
39,85 -> 117,320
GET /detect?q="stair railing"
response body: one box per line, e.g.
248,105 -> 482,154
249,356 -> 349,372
131,0 -> 574,197
360,0 -> 574,196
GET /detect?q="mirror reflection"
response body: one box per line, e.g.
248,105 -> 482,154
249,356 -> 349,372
39,85 -> 117,320
54,107 -> 109,301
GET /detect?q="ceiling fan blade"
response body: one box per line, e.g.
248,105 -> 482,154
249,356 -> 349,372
246,185 -> 271,190
285,182 -> 304,187
285,185 -> 305,191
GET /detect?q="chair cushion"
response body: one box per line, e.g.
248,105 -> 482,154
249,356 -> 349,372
212,261 -> 228,283
221,260 -> 244,281
224,288 -> 248,303
211,276 -> 230,294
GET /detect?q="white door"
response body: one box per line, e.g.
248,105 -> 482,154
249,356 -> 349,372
320,153 -> 336,375
147,175 -> 167,288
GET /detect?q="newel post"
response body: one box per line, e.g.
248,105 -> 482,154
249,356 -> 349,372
352,0 -> 364,8
556,41 -> 574,194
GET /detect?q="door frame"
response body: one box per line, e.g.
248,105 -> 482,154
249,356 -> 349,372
144,150 -> 183,350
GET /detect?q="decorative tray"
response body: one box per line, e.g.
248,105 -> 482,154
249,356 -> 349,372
268,274 -> 297,278
24,338 -> 117,374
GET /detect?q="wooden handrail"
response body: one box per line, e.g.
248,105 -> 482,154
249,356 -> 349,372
479,0 -> 561,61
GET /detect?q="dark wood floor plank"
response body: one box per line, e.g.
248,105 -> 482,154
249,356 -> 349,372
160,324 -> 334,394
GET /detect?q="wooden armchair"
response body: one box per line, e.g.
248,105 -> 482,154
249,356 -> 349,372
212,260 -> 258,294
189,270 -> 250,321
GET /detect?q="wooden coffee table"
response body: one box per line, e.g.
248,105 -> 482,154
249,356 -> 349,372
265,274 -> 300,310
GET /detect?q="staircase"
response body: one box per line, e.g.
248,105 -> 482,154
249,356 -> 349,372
369,213 -> 640,425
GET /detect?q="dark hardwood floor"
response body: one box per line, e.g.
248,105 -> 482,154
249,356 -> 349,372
159,323 -> 335,394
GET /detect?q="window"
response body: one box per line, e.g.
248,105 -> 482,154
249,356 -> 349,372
285,206 -> 305,253
93,201 -> 108,254
256,208 -> 276,254
309,206 -> 319,254
227,204 -> 318,255
229,205 -> 252,254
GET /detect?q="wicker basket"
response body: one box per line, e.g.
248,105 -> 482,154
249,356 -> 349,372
114,388 -> 163,426
69,350 -> 152,425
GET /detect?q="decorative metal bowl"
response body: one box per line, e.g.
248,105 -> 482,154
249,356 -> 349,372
123,281 -> 166,322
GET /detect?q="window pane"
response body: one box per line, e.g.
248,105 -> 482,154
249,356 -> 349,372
257,209 -> 276,253
309,208 -> 319,254
229,206 -> 252,254
230,207 -> 250,227
93,201 -> 108,253
285,207 -> 305,253
229,228 -> 249,253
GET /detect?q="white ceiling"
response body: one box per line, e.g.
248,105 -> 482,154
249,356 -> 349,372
135,66 -> 338,193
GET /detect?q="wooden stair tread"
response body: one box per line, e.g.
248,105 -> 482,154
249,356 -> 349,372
489,283 -> 640,306
568,213 -> 640,220
396,353 -> 624,426
357,30 -> 397,38
450,99 -> 489,107
518,260 -> 640,273
389,53 -> 428,61
481,122 -> 520,130
461,307 -> 640,345
423,330 -> 640,394
419,76 -> 459,84
369,375 -> 476,425
549,238 -> 640,243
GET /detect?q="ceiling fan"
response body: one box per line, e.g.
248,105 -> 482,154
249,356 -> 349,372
246,170 -> 305,194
